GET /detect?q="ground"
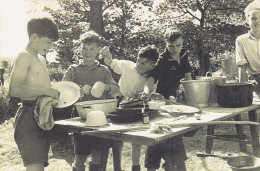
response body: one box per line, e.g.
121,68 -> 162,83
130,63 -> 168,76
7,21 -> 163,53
0,71 -> 259,171
0,116 -> 257,171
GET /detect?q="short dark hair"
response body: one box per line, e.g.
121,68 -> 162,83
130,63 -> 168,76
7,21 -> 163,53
27,17 -> 59,41
164,28 -> 183,42
80,31 -> 102,46
138,46 -> 159,64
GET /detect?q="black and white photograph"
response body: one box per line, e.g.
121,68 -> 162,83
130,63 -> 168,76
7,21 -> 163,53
0,0 -> 260,170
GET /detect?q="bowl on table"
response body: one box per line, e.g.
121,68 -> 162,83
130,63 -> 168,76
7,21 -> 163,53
85,110 -> 108,127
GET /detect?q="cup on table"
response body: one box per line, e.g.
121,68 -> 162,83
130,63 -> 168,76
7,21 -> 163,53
91,81 -> 106,98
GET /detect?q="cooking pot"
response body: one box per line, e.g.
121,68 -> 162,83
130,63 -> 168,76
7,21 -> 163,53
107,108 -> 158,123
75,99 -> 118,119
227,156 -> 260,171
216,83 -> 253,108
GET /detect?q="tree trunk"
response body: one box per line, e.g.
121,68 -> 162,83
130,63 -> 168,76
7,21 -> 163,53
89,0 -> 104,35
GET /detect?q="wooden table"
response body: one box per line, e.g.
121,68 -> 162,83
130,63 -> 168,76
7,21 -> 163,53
54,104 -> 260,170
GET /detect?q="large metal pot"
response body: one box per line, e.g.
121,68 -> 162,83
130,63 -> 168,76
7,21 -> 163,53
216,83 -> 253,108
75,99 -> 118,119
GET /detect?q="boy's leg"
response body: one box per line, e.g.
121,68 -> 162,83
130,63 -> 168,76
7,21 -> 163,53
72,134 -> 91,170
145,144 -> 162,170
131,143 -> 141,170
147,169 -> 156,171
26,163 -> 44,171
163,136 -> 187,171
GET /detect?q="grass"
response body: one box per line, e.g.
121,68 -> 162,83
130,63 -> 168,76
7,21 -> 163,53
1,71 -> 259,171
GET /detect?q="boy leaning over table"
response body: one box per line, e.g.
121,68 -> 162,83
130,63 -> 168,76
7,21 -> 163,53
101,45 -> 159,171
145,28 -> 193,171
236,0 -> 260,97
9,17 -> 60,171
62,31 -> 121,171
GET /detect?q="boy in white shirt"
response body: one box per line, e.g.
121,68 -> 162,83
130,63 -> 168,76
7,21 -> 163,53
101,45 -> 159,171
236,0 -> 260,95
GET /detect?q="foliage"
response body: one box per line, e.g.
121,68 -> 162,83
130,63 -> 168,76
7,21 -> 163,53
31,0 -> 251,77
2,60 -> 8,68
0,87 -> 18,123
154,0 -> 249,75
47,63 -> 65,82
42,0 -> 91,69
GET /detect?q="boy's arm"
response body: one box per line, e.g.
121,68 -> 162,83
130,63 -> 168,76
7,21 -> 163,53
238,65 -> 248,83
100,46 -> 113,66
140,77 -> 156,101
236,38 -> 248,83
100,46 -> 131,75
9,53 -> 59,99
104,69 -> 120,97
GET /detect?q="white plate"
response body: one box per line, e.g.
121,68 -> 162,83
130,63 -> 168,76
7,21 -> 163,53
51,81 -> 81,108
160,104 -> 200,114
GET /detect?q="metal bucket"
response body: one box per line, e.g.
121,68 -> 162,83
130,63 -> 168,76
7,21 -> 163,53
227,156 -> 260,171
221,58 -> 238,80
180,79 -> 211,108
197,76 -> 226,104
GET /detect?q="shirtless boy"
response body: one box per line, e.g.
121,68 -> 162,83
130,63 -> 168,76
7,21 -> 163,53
9,17 -> 59,171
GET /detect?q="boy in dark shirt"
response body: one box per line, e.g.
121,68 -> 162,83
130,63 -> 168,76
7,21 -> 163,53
146,28 -> 192,171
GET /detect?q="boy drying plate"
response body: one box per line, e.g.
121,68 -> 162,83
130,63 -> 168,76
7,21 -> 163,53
9,17 -> 60,171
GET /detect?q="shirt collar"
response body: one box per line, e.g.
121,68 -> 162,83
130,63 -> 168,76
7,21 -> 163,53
247,31 -> 258,40
79,60 -> 100,69
162,48 -> 186,61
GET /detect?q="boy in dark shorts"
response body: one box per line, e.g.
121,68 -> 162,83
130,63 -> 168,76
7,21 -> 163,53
9,17 -> 60,171
146,28 -> 192,171
62,31 -> 120,171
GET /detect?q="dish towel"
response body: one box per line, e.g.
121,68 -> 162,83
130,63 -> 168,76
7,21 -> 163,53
34,96 -> 58,130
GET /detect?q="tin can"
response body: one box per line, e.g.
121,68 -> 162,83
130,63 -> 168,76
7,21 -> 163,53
143,113 -> 149,124
176,90 -> 185,103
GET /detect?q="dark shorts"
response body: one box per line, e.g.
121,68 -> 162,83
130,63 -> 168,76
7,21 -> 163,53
73,133 -> 118,155
14,103 -> 50,167
145,135 -> 187,169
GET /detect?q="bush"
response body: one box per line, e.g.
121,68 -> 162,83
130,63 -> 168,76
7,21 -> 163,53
48,65 -> 65,82
0,87 -> 19,123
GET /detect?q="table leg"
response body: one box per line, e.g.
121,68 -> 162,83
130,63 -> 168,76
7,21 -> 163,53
248,110 -> 260,157
234,114 -> 247,153
205,125 -> 215,154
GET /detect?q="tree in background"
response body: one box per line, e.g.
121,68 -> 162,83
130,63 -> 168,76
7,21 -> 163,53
155,0 -> 249,75
31,0 -> 250,76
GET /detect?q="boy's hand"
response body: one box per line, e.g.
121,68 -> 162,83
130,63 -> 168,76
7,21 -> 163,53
138,92 -> 149,102
100,46 -> 113,65
81,84 -> 91,95
105,84 -> 111,92
48,88 -> 60,100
